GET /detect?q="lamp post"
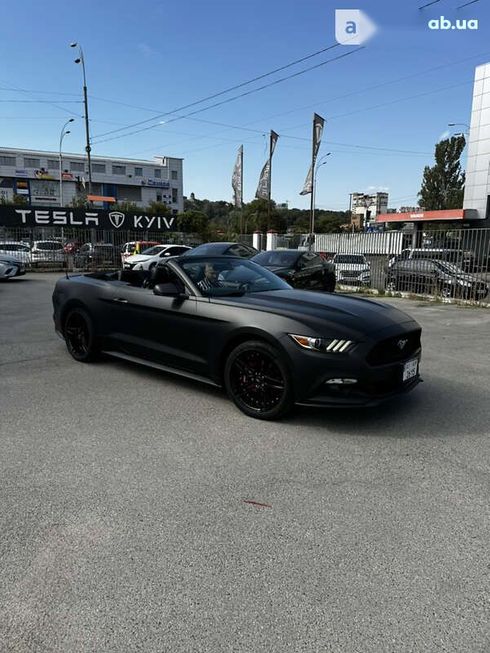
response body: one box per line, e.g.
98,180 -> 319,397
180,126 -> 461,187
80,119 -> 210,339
308,152 -> 331,251
59,118 -> 74,207
70,42 -> 92,196
448,122 -> 470,136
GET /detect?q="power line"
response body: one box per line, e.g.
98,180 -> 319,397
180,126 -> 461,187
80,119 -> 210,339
91,41 -> 352,141
92,49 -> 364,145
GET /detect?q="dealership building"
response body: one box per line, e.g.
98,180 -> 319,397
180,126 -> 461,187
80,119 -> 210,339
0,148 -> 184,214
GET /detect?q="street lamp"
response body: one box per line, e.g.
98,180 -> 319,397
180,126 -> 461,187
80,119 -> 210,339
308,152 -> 332,251
59,118 -> 74,206
448,122 -> 470,136
70,42 -> 92,196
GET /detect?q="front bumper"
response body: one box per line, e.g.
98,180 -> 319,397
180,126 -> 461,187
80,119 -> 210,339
281,323 -> 422,407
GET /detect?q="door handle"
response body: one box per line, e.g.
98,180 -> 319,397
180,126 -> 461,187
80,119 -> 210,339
113,297 -> 128,303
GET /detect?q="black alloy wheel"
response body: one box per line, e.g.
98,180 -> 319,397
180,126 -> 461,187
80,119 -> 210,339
64,309 -> 99,362
224,341 -> 294,419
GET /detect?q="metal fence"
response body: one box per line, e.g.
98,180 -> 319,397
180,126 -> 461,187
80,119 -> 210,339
1,224 -> 489,304
0,226 -> 201,271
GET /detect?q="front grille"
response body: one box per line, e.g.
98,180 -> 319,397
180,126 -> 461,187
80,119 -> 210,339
366,329 -> 421,366
341,270 -> 361,278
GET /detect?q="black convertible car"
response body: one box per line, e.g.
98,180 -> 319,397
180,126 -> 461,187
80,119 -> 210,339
53,256 -> 422,419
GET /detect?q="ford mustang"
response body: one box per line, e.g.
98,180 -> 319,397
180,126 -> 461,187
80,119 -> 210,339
52,256 -> 422,420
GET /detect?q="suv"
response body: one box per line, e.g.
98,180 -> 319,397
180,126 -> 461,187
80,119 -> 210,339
30,240 -> 65,265
0,242 -> 32,265
74,243 -> 121,268
332,253 -> 371,286
386,258 -> 488,300
387,248 -> 475,272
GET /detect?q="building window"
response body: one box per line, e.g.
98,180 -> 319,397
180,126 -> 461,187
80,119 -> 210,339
92,163 -> 106,174
172,188 -> 178,203
70,161 -> 85,172
47,159 -> 59,169
154,168 -> 161,178
0,156 -> 16,166
24,158 -> 41,168
134,167 -> 143,176
156,193 -> 162,201
112,165 -> 126,175
171,170 -> 178,180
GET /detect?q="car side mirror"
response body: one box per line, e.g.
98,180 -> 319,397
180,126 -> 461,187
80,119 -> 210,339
153,282 -> 188,298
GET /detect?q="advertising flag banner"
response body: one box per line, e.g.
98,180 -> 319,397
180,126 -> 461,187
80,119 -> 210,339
300,113 -> 325,195
256,131 -> 279,199
232,145 -> 243,208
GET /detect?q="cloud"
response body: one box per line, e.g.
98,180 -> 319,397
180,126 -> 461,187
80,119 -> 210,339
137,43 -> 160,58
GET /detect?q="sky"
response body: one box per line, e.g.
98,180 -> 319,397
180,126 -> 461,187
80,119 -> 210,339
0,0 -> 488,212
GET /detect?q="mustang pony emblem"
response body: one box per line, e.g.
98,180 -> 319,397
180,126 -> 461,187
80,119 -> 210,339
109,211 -> 125,228
397,339 -> 408,350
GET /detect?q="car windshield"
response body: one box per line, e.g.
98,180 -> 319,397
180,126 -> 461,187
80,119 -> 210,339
253,251 -> 300,266
141,245 -> 165,256
177,257 -> 291,296
334,255 -> 366,264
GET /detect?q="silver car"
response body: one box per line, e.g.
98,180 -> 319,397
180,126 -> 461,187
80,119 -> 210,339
0,256 -> 25,279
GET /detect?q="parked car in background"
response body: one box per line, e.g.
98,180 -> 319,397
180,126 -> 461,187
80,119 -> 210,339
121,241 -> 161,265
183,242 -> 259,258
332,253 -> 371,286
252,249 -> 336,292
124,244 -> 192,270
74,243 -> 121,268
30,240 -> 66,265
0,242 -> 32,265
0,255 -> 25,279
387,248 -> 475,272
385,259 -> 488,300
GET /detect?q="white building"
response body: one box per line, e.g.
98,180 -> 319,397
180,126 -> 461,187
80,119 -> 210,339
350,192 -> 389,229
0,148 -> 184,214
463,62 -> 490,222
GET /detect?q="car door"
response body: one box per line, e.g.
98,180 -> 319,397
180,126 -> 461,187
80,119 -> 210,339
106,275 -> 202,373
295,252 -> 323,289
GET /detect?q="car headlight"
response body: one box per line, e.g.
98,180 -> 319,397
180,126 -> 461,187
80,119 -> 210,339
289,334 -> 355,353
134,263 -> 143,270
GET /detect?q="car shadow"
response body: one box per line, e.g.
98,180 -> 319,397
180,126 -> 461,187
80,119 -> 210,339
100,358 -> 487,439
290,376 -> 489,439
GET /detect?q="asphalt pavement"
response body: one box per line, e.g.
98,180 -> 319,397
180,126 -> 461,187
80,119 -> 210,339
1,273 -> 490,652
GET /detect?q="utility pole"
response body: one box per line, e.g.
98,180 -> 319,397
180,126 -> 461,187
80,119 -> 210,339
70,42 -> 92,197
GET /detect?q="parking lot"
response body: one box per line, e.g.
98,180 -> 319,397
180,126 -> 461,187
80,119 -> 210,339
1,273 -> 490,652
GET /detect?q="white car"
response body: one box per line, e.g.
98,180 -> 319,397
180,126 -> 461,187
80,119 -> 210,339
0,255 -> 25,279
332,253 -> 371,286
0,242 -> 32,265
30,240 -> 66,265
123,244 -> 192,270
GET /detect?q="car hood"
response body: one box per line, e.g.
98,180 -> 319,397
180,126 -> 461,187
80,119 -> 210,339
335,263 -> 370,272
126,254 -> 153,263
213,289 -> 417,336
0,256 -> 21,265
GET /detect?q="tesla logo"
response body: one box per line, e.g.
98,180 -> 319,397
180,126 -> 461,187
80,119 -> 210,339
109,211 -> 125,228
397,339 -> 408,350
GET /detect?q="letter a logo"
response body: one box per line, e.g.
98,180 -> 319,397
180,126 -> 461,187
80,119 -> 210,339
335,10 -> 377,46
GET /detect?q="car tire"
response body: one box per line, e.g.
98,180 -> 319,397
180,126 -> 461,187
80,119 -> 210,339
224,340 -> 294,420
63,308 -> 99,362
323,272 -> 336,293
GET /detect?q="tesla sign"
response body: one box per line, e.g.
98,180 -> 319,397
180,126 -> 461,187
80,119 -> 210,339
0,206 -> 176,231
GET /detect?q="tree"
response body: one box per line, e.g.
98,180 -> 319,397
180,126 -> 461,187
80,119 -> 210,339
146,201 -> 170,215
418,135 -> 466,210
177,210 -> 210,240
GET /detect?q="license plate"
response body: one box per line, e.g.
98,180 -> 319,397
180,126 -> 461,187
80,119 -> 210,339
403,358 -> 418,382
